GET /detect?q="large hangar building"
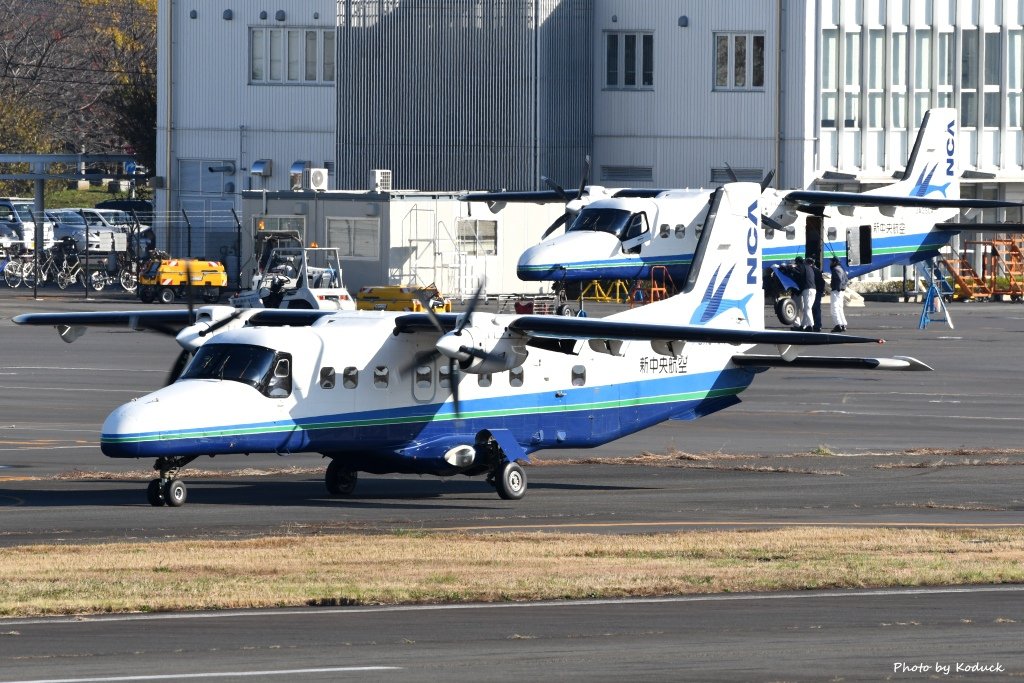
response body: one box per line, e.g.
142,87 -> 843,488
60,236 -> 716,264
155,0 -> 1024,291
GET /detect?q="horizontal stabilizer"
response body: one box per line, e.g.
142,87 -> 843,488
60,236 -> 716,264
732,354 -> 932,371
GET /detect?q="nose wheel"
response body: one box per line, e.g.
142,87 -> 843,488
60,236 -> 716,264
146,456 -> 199,507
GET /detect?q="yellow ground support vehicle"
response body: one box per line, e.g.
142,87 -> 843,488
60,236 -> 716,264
137,254 -> 228,304
356,284 -> 451,312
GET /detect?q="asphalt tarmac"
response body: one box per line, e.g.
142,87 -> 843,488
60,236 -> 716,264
0,292 -> 1022,680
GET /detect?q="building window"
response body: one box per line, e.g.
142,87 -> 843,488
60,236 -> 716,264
327,218 -> 379,259
605,32 -> 653,88
456,219 -> 497,255
714,33 -> 764,91
250,27 -> 336,85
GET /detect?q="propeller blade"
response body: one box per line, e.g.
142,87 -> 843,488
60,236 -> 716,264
400,348 -> 441,376
413,292 -> 445,333
166,349 -> 191,385
198,309 -> 245,338
576,154 -> 592,197
185,261 -> 196,325
760,169 -> 776,192
455,280 -> 487,334
449,358 -> 460,417
459,344 -> 505,365
724,162 -> 739,183
541,176 -> 568,201
541,212 -> 570,240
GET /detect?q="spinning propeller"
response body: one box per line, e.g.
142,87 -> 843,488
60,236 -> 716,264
540,155 -> 592,240
406,282 -> 501,417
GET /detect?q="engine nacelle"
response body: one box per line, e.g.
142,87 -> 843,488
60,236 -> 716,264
435,322 -> 529,374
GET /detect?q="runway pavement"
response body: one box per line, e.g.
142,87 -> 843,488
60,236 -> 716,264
1,292 -> 1023,680
1,585 -> 1021,682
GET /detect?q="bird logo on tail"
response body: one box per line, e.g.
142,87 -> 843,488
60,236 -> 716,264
689,265 -> 753,325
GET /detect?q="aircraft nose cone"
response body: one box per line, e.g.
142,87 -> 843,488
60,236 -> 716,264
101,396 -> 160,457
517,232 -> 620,281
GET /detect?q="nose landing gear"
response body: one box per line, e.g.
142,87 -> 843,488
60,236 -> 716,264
147,455 -> 200,507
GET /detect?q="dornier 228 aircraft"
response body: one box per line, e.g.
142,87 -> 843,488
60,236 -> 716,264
14,182 -> 931,507
462,108 -> 1021,324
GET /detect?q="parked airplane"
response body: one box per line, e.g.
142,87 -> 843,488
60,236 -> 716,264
461,109 -> 1021,323
14,183 -> 929,507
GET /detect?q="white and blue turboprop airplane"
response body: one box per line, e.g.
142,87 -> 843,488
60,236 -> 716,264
14,183 -> 930,507
462,109 -> 1021,323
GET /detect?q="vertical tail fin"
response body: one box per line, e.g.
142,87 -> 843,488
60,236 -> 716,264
881,108 -> 959,200
615,182 -> 764,329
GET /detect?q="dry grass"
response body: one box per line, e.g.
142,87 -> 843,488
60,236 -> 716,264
1,527 -> 1023,617
874,459 -> 1024,470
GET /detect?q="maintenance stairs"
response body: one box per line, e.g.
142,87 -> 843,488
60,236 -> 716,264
628,266 -> 675,307
939,237 -> 1024,301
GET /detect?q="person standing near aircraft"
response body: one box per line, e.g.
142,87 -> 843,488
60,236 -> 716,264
811,258 -> 826,332
793,256 -> 815,331
829,257 -> 849,332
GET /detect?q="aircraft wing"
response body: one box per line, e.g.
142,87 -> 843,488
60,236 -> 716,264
458,189 -> 580,204
503,315 -> 884,346
933,222 -> 1024,233
396,312 -> 885,346
12,309 -> 195,331
783,190 -> 1019,212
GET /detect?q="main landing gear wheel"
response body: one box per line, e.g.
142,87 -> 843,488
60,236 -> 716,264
495,461 -> 527,501
325,459 -> 358,496
146,479 -> 164,506
164,479 -> 187,507
775,297 -> 798,326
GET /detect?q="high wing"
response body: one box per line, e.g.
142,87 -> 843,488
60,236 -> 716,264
12,308 -> 336,342
731,354 -> 931,371
933,222 -> 1024,233
458,189 -> 581,204
395,311 -> 884,346
782,189 -> 1019,213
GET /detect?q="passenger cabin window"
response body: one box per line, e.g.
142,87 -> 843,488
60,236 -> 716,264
319,367 -> 336,389
674,224 -> 685,238
509,367 -> 524,388
439,364 -> 453,388
342,367 -> 358,389
571,365 -> 586,387
373,366 -> 389,389
659,224 -> 670,238
415,365 -> 432,389
478,373 -> 492,387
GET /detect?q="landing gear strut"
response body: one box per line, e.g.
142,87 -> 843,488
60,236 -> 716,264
147,455 -> 200,507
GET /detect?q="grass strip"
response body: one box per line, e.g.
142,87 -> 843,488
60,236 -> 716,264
2,527 -> 1022,616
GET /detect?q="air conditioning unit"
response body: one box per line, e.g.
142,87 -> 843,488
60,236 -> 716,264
370,169 -> 392,192
303,167 -> 329,191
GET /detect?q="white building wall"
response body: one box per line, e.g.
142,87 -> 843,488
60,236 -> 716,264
157,0 -> 337,263
593,0 -> 786,188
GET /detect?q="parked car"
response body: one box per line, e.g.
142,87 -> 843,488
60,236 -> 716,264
95,199 -> 153,227
0,197 -> 54,252
47,209 -> 114,252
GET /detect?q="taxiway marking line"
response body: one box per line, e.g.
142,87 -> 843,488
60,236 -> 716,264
0,585 -> 1020,628
0,667 -> 401,683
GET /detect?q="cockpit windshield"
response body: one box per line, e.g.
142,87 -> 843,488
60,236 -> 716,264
566,208 -> 632,239
181,343 -> 277,389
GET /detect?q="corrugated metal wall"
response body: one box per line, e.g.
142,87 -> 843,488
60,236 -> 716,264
335,0 -> 593,192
